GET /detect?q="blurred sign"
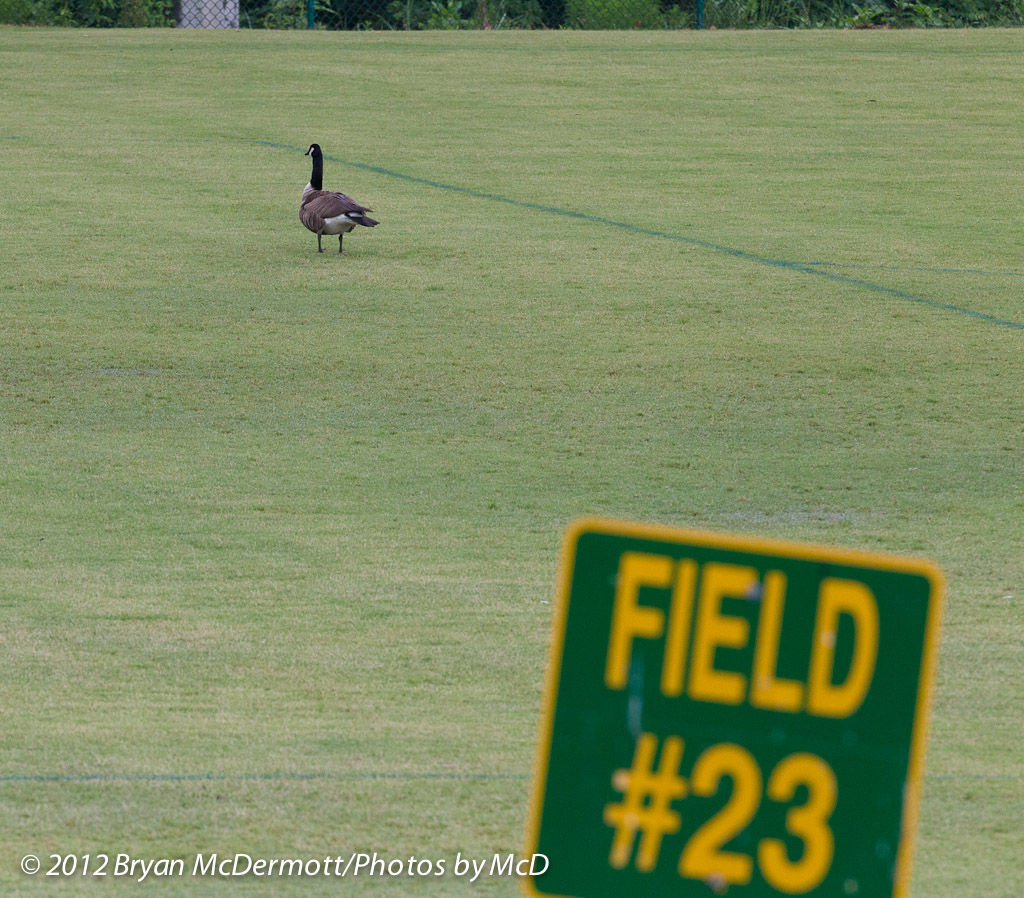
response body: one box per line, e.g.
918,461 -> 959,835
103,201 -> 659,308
525,518 -> 943,898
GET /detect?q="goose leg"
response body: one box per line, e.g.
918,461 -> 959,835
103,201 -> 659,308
317,231 -> 324,253
338,233 -> 344,255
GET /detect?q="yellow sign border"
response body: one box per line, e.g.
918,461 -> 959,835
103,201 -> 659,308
522,516 -> 945,898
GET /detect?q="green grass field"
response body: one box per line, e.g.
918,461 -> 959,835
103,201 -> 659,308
1,26 -> 1022,898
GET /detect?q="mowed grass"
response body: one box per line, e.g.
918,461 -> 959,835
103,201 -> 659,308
1,26 -> 1022,897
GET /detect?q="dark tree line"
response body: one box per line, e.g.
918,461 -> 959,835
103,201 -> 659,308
3,0 -> 1023,28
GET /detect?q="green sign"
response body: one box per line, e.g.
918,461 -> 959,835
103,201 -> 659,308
525,518 -> 943,898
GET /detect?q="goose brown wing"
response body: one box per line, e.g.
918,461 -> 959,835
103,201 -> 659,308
302,191 -> 370,225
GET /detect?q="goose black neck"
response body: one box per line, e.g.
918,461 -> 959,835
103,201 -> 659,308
310,153 -> 323,191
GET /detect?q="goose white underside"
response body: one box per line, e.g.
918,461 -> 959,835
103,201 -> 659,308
321,215 -> 358,235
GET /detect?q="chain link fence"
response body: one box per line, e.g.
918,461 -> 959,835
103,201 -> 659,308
2,0 -> 1023,28
177,0 -> 238,26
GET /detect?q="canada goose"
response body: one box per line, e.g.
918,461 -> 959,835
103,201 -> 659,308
300,144 -> 379,254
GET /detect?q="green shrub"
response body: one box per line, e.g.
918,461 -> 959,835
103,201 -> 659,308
476,0 -> 545,26
0,0 -> 171,24
663,1 -> 694,25
702,0 -> 813,27
565,0 -> 662,27
424,0 -> 470,26
249,0 -> 306,27
0,0 -> 45,22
